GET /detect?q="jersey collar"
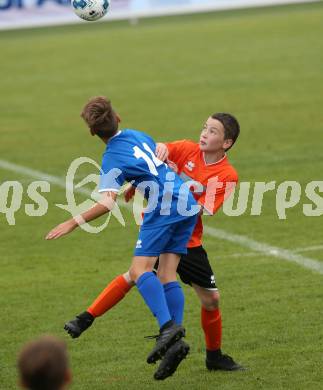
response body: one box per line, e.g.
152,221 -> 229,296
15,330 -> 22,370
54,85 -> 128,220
202,152 -> 227,166
110,130 -> 121,139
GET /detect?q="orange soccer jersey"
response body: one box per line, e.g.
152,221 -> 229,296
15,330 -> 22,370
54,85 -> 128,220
166,140 -> 238,248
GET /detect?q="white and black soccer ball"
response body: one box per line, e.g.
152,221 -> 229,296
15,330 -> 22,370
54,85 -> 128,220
71,0 -> 110,22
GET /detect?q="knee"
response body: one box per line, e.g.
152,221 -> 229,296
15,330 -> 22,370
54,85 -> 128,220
128,267 -> 138,283
129,263 -> 153,283
157,269 -> 175,284
201,290 -> 220,311
156,261 -> 177,284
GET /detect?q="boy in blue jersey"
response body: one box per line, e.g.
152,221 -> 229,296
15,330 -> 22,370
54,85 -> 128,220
46,96 -> 199,380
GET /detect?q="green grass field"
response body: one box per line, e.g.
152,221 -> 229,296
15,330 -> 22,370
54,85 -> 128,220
1,2 -> 323,389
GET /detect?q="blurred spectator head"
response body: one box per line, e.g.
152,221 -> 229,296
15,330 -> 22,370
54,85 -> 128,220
17,335 -> 71,390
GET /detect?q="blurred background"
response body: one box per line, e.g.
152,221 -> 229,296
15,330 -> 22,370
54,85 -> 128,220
0,0 -> 318,29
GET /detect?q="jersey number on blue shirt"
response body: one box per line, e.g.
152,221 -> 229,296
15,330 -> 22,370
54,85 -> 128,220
133,143 -> 166,176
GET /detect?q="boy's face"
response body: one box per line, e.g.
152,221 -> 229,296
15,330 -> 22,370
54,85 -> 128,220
199,117 -> 232,153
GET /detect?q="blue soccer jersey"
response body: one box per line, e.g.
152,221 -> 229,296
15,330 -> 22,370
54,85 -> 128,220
98,129 -> 199,229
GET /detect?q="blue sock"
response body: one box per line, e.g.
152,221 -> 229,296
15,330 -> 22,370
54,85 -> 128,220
163,281 -> 184,325
136,272 -> 172,328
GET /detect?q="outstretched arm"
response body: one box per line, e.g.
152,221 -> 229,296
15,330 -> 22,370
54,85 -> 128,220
45,191 -> 117,240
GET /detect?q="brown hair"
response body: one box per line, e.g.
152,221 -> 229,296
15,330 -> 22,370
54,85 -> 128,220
212,113 -> 240,151
17,335 -> 69,390
81,96 -> 119,138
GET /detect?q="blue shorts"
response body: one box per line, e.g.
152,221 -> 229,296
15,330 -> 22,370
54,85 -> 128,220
134,215 -> 198,257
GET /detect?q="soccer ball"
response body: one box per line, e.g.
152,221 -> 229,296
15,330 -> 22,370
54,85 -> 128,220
71,0 -> 110,22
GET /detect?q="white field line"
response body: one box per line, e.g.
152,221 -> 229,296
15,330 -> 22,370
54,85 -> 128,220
0,159 -> 132,208
1,159 -> 323,275
295,245 -> 323,253
204,226 -> 323,274
219,245 -> 323,259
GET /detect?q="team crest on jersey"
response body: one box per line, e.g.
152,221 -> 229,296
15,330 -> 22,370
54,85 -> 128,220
185,161 -> 195,171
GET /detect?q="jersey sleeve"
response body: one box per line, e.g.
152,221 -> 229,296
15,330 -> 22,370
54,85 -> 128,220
166,139 -> 196,169
98,152 -> 126,193
199,170 -> 239,215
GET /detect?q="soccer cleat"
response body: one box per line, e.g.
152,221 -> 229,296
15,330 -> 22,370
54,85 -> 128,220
206,350 -> 245,371
154,339 -> 190,380
146,321 -> 186,364
64,311 -> 94,339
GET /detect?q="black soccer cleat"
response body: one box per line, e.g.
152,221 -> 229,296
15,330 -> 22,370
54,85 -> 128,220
64,311 -> 94,339
206,350 -> 245,371
146,321 -> 186,364
154,339 -> 190,380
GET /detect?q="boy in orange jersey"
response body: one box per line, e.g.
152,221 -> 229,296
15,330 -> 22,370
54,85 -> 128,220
65,113 -> 244,373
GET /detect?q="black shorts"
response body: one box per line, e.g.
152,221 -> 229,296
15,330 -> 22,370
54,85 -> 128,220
155,246 -> 217,290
